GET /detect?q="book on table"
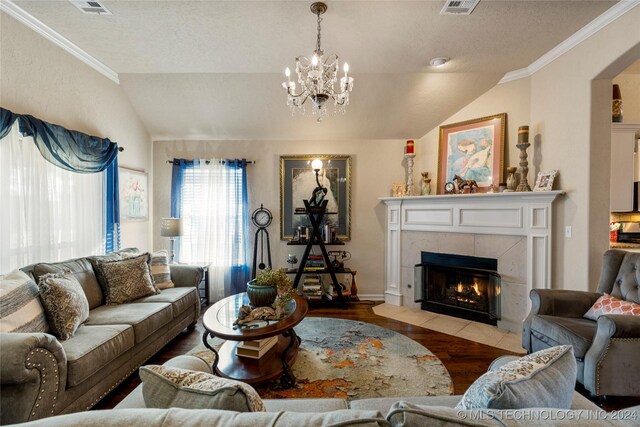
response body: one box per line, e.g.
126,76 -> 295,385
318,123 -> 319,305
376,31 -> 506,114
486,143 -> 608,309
239,336 -> 278,349
236,336 -> 278,359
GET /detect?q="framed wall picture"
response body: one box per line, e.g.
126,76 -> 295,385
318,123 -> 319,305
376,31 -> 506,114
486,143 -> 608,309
533,170 -> 558,191
437,113 -> 506,194
119,167 -> 148,221
280,155 -> 351,240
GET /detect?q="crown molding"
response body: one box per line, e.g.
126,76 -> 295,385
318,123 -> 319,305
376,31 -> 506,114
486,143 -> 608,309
0,0 -> 119,84
499,0 -> 640,84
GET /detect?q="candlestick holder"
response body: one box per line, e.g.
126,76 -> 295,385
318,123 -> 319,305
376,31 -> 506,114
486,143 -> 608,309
405,153 -> 416,195
515,126 -> 532,192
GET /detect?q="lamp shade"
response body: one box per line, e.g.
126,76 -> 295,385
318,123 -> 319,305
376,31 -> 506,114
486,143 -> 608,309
160,218 -> 183,237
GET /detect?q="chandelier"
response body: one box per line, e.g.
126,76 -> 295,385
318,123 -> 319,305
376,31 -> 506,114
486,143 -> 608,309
282,2 -> 354,122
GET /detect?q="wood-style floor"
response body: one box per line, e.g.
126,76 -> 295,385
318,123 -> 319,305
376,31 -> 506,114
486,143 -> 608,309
94,301 -> 640,412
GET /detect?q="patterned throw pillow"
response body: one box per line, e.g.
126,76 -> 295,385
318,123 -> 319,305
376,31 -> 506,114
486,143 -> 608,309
150,250 -> 175,290
455,345 -> 576,410
584,293 -> 640,320
139,365 -> 266,412
98,253 -> 159,304
0,270 -> 49,333
37,272 -> 90,340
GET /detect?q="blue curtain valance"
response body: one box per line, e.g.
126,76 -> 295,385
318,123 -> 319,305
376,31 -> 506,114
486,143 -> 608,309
0,107 -> 118,173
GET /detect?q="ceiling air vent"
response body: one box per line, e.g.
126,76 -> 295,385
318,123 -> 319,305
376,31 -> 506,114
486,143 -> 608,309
69,1 -> 112,15
440,0 -> 480,16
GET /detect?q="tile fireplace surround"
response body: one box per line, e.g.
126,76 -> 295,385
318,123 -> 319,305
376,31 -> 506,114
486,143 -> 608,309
380,191 -> 564,332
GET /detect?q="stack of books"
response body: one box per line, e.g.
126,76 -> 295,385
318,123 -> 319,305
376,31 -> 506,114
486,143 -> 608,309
302,274 -> 323,299
235,336 -> 278,359
304,255 -> 325,271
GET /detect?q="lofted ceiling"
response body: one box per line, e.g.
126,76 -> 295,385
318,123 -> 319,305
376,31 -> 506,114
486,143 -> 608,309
9,0 -> 620,140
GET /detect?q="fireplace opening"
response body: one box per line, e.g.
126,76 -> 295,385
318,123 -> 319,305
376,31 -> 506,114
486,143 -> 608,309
414,252 -> 501,325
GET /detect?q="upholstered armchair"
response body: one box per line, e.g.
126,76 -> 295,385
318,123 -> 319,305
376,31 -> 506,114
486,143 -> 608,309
522,249 -> 640,397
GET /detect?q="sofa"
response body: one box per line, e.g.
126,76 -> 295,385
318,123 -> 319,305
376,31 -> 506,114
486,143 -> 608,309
0,249 -> 203,425
522,249 -> 640,397
12,355 -> 640,427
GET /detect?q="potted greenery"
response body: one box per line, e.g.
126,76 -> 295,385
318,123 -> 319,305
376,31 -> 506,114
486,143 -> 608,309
247,267 -> 291,308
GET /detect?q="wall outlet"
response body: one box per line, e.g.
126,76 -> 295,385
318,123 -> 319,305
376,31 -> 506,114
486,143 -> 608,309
565,226 -> 572,238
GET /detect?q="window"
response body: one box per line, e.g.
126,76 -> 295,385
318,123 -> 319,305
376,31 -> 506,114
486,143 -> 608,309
173,159 -> 249,301
0,124 -> 104,271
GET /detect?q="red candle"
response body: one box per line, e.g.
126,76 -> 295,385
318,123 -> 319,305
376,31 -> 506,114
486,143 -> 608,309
406,140 -> 415,154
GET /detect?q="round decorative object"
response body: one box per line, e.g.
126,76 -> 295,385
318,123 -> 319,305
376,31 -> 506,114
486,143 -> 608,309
444,181 -> 456,194
246,280 -> 278,307
252,206 -> 273,228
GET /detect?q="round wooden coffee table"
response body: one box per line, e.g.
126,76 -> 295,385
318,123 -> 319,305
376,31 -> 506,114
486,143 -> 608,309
202,293 -> 308,388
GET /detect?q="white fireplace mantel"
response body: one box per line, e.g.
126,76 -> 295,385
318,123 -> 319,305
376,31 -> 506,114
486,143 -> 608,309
380,191 -> 565,310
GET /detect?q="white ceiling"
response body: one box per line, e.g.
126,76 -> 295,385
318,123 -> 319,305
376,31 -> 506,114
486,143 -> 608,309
11,0 -> 619,140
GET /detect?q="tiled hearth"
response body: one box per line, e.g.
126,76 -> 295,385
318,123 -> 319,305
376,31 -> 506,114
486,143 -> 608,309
373,302 -> 526,354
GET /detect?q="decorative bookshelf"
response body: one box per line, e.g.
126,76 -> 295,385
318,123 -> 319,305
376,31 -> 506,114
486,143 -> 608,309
287,200 -> 351,305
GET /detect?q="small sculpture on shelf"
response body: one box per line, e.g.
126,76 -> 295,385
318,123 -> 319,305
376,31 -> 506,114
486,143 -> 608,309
505,167 -> 518,192
286,254 -> 298,270
452,174 -> 478,193
234,305 -> 279,327
420,172 -> 431,195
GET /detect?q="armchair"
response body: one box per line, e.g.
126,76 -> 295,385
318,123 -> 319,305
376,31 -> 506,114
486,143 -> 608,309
522,249 -> 640,397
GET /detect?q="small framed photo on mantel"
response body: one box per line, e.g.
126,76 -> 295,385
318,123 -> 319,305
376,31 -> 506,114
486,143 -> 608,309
533,170 -> 558,191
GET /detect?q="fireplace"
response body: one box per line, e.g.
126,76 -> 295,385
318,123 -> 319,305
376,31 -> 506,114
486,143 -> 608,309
414,252 -> 501,325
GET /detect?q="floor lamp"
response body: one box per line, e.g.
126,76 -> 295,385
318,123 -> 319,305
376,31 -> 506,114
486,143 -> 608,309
160,218 -> 183,264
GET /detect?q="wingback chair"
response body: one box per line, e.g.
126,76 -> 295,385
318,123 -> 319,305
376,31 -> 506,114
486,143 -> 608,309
522,249 -> 640,397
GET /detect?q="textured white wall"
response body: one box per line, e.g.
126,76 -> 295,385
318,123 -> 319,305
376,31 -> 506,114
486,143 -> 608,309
153,139 -> 406,299
0,14 -> 153,253
415,77 -> 532,191
530,6 -> 640,291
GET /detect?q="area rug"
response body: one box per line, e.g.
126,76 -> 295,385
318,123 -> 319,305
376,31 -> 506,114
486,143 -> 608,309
188,317 -> 454,400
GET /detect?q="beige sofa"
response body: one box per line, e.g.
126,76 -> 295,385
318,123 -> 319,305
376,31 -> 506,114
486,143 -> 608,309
13,355 -> 640,426
0,250 -> 203,425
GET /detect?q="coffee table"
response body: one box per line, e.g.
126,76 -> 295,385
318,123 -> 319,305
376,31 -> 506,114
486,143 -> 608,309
202,292 -> 308,388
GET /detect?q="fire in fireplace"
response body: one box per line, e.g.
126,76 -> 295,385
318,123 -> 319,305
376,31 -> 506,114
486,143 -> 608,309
414,252 -> 501,325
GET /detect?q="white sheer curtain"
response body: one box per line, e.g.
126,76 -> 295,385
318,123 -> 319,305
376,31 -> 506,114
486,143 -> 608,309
179,159 -> 245,302
0,123 -> 104,273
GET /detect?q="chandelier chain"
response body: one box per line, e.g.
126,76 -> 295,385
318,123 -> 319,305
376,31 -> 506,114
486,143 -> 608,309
316,13 -> 322,54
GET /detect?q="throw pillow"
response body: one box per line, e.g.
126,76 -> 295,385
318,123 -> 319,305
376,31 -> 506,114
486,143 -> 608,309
139,365 -> 266,412
584,293 -> 640,320
150,250 -> 175,290
98,253 -> 159,304
37,272 -> 90,340
455,345 -> 576,410
0,270 -> 49,333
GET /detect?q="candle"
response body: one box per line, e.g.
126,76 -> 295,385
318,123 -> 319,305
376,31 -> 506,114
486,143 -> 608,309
406,140 -> 415,154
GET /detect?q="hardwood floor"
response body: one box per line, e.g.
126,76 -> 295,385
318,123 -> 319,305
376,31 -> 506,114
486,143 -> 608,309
95,301 -> 640,412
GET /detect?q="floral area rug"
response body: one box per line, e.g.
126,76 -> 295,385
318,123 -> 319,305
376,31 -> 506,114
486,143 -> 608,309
188,317 -> 454,400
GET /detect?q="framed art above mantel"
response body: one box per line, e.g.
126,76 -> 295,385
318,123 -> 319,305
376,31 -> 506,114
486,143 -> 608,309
280,155 -> 351,241
437,113 -> 506,194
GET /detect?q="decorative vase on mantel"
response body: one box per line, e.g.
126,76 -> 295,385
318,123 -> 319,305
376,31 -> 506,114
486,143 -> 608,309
246,280 -> 278,307
505,167 -> 518,192
612,84 -> 623,123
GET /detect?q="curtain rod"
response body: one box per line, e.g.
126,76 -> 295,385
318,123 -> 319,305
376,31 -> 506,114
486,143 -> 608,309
166,159 -> 255,165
